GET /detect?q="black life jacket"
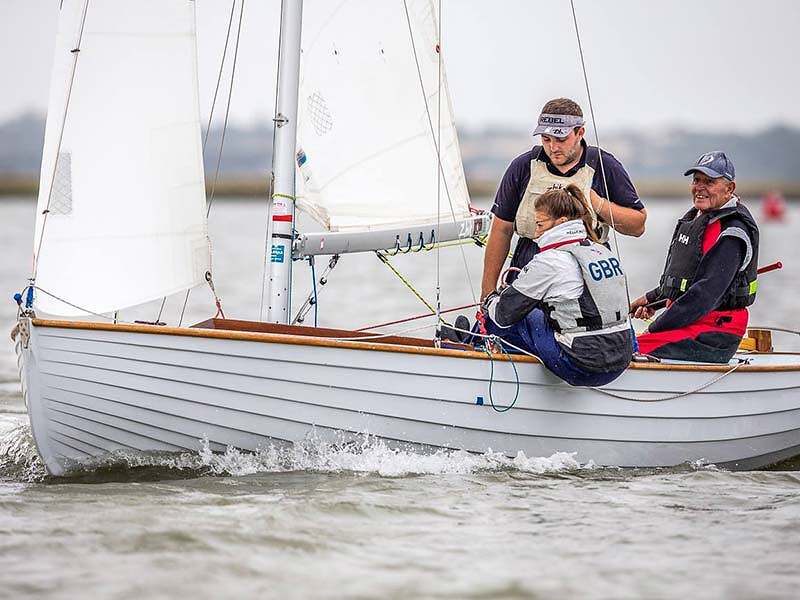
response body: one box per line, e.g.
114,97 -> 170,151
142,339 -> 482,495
659,201 -> 759,310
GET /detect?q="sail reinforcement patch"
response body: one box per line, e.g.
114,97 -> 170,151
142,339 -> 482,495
50,152 -> 73,215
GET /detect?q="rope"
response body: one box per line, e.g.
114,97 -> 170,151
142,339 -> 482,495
293,254 -> 340,325
318,322 -> 434,341
32,0 -> 91,283
205,271 -> 226,319
483,339 -> 521,412
448,323 -> 749,402
310,257 -> 318,326
24,286 -> 115,321
271,193 -> 296,201
748,325 -> 800,336
569,0 -> 633,310
357,302 -> 479,331
155,297 -> 167,324
375,252 -> 436,314
179,0 -> 243,326
435,0 -> 443,333
590,360 -> 746,402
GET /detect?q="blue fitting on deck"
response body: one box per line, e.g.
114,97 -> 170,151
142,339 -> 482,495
13,293 -> 23,306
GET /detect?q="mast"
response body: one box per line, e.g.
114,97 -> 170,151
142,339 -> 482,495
265,0 -> 303,323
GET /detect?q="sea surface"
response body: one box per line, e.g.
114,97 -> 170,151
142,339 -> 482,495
2,196 -> 800,599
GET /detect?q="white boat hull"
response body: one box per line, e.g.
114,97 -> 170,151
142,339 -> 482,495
15,319 -> 800,476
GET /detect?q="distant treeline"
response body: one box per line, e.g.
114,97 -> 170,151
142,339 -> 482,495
4,174 -> 797,201
2,113 -> 800,197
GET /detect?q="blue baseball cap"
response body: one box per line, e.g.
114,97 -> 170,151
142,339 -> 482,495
684,151 -> 735,181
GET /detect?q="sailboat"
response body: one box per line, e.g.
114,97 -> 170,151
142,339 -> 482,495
14,0 -> 800,477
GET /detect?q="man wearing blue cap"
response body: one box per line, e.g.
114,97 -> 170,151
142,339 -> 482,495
630,151 -> 760,363
481,97 -> 646,301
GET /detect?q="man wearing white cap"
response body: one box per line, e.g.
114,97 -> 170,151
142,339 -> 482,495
481,98 -> 646,300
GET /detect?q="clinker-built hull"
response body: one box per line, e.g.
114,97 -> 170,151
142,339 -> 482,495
15,318 -> 800,476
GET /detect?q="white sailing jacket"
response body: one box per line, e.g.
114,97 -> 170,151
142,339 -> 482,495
486,219 -> 633,373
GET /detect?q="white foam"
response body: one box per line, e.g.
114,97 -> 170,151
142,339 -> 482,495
1,424 -> 589,481
0,422 -> 46,482
190,434 -> 585,478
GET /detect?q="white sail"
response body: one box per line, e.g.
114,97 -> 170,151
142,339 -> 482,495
296,0 -> 472,232
32,0 -> 210,317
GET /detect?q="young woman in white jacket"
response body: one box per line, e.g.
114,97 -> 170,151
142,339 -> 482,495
481,184 -> 634,386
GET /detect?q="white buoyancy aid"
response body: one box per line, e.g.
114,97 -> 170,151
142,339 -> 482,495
544,238 -> 632,371
545,241 -> 629,337
514,149 -> 608,242
490,220 -> 633,372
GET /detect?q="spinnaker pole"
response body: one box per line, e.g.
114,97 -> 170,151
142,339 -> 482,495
265,0 -> 303,323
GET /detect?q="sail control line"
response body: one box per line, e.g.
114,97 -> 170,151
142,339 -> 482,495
569,0 -> 633,309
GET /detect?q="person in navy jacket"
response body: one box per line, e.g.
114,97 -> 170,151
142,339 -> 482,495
481,97 -> 647,302
630,152 -> 759,363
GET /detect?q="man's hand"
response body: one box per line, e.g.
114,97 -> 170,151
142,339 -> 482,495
589,189 -> 605,214
629,295 -> 655,320
480,216 -> 514,301
589,189 -> 647,237
480,290 -> 500,314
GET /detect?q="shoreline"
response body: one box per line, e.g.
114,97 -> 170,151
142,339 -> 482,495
1,176 -> 798,200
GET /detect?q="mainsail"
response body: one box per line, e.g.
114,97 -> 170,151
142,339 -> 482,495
295,0 -> 473,234
32,0 -> 210,317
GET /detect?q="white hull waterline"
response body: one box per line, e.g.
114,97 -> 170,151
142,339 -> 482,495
15,319 -> 800,476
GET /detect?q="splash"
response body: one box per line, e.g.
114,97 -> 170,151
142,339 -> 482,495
0,424 -> 589,481
191,433 -> 586,478
0,421 -> 47,482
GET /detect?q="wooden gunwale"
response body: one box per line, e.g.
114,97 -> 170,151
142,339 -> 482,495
30,318 -> 800,373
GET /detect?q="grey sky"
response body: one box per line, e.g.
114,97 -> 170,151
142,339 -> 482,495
2,0 -> 799,132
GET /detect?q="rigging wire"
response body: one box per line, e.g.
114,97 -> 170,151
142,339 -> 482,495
435,0 -> 443,335
569,0 -> 632,309
179,0 -> 245,327
206,0 -> 246,220
401,0 -> 479,308
31,0 -> 91,285
170,0 -> 236,325
202,0 -> 238,162
292,254 -> 339,325
310,257 -> 318,326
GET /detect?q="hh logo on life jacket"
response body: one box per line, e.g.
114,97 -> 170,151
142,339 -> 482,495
588,258 -> 624,281
678,234 -> 690,244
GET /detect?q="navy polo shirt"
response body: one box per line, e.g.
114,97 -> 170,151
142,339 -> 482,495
492,140 -> 643,269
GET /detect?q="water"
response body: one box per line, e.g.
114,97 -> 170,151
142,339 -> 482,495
2,197 -> 800,599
